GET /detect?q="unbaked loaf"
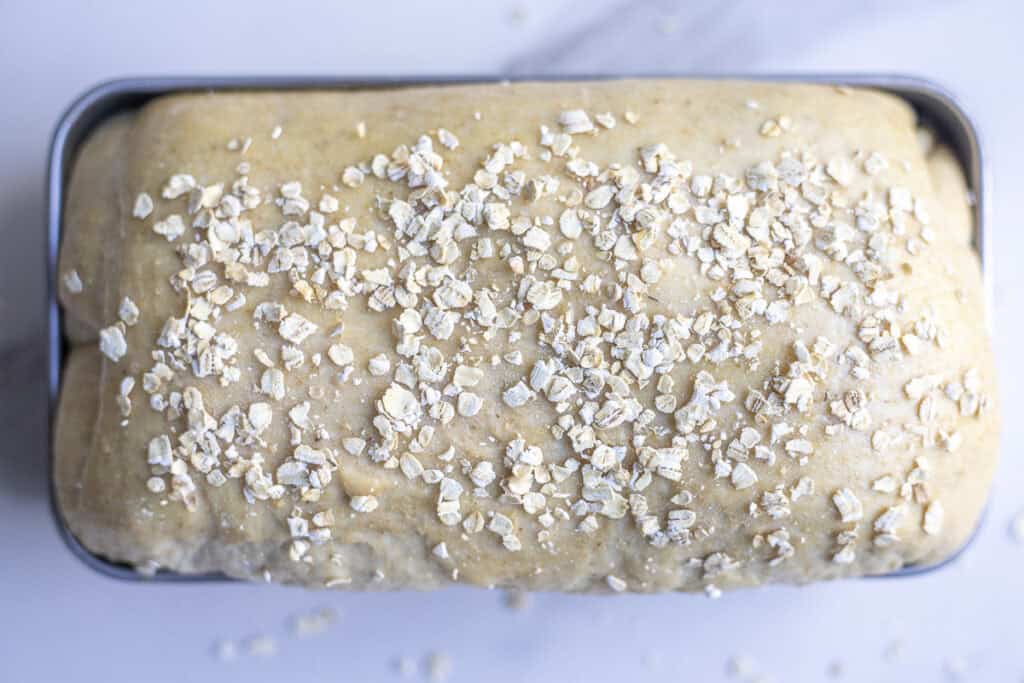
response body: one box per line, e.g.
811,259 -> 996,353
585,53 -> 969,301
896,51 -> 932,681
55,80 -> 998,592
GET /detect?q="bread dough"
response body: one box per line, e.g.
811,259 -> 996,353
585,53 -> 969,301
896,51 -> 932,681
55,81 -> 998,592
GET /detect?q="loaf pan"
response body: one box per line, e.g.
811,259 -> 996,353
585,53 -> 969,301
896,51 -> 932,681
46,75 -> 991,583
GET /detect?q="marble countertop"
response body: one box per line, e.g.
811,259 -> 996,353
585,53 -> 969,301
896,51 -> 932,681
1,1 -> 1021,681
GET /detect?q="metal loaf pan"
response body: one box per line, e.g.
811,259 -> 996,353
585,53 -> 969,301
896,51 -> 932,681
46,75 -> 990,583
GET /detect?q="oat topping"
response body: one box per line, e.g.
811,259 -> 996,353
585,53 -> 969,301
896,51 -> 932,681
92,94 -> 992,592
832,488 -> 863,523
133,192 -> 154,219
152,214 -> 185,241
606,575 -> 627,592
162,174 -> 195,199
98,324 -> 127,362
341,166 -> 364,188
118,297 -> 140,326
62,269 -> 83,294
559,109 -> 594,135
437,128 -> 460,150
831,528 -> 857,565
922,501 -> 944,535
350,495 -> 378,513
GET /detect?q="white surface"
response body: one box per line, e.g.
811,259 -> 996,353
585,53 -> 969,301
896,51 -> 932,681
1,1 -> 1022,681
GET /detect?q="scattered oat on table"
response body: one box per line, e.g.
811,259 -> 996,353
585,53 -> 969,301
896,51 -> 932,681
245,635 -> 276,657
1011,509 -> 1024,543
213,640 -> 238,662
425,651 -> 452,682
291,607 -> 336,638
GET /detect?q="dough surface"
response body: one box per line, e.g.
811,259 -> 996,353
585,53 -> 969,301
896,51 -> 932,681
56,80 -> 998,592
